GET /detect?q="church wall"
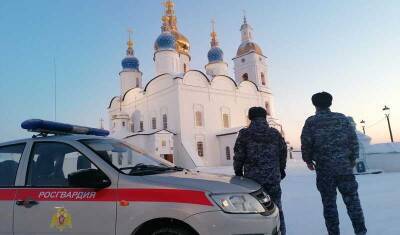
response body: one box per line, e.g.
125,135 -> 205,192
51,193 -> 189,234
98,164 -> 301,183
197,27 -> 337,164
154,51 -> 180,76
217,134 -> 237,166
178,73 -> 273,167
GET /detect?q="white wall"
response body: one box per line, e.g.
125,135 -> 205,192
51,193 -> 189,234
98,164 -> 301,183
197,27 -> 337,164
109,71 -> 279,168
366,153 -> 400,172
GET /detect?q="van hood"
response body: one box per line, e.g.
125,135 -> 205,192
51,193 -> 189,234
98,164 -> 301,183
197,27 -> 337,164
144,170 -> 261,194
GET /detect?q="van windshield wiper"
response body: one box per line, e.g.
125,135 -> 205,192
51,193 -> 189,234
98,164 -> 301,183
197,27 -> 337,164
120,164 -> 184,175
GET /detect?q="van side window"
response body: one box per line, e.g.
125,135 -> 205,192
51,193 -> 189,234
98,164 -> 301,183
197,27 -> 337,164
0,144 -> 25,187
26,142 -> 97,187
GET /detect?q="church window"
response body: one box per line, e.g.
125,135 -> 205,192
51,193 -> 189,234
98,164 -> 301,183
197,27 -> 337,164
118,153 -> 123,165
242,73 -> 248,81
162,114 -> 168,129
152,117 -> 157,129
261,72 -> 266,86
197,142 -> 204,157
265,102 -> 271,116
139,121 -> 144,132
127,151 -> 133,165
183,63 -> 187,72
226,146 -> 231,160
194,105 -> 204,127
223,113 -> 230,128
195,111 -> 203,127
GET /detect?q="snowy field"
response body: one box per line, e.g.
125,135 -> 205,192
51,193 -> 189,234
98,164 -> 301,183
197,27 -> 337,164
198,153 -> 400,235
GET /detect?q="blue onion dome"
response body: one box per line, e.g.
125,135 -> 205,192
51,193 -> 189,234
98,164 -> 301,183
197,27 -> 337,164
207,47 -> 224,63
154,31 -> 176,51
121,56 -> 139,70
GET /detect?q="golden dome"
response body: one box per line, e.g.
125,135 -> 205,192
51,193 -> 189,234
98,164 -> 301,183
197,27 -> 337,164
156,0 -> 190,56
236,41 -> 263,57
170,30 -> 190,55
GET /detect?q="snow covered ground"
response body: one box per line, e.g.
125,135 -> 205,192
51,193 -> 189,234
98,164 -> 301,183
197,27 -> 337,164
198,153 -> 400,235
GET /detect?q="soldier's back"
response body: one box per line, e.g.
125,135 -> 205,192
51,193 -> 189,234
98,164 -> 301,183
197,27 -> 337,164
307,110 -> 354,175
239,120 -> 284,185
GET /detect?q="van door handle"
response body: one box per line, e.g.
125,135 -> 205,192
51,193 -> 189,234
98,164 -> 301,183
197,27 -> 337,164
16,199 -> 39,208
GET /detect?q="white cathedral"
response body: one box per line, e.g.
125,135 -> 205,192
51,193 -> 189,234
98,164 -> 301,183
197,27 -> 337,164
108,0 -> 283,168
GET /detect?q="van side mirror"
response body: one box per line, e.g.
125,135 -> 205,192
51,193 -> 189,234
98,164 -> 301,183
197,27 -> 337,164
68,169 -> 111,189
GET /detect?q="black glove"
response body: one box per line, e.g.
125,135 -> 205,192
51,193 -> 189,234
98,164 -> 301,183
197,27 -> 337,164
280,169 -> 286,180
235,170 -> 243,177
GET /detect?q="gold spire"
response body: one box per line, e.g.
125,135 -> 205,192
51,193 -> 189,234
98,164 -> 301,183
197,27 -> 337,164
127,28 -> 133,48
210,19 -> 218,47
157,0 -> 190,55
126,28 -> 134,56
162,0 -> 177,31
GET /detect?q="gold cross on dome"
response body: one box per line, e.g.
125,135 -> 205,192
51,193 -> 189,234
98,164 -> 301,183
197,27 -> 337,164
163,0 -> 174,15
127,28 -> 133,48
211,19 -> 216,32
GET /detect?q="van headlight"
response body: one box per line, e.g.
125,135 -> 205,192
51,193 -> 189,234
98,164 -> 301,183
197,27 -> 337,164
211,194 -> 266,214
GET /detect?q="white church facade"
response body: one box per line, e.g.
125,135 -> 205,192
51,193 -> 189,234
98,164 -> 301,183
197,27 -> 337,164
108,0 -> 283,168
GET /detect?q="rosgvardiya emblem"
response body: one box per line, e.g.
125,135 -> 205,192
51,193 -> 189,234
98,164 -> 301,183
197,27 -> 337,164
50,207 -> 72,231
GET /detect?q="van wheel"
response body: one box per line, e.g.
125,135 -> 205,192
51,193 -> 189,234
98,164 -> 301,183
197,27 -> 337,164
151,226 -> 194,235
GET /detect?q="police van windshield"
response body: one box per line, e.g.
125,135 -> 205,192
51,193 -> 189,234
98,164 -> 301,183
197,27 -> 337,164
80,139 -> 179,175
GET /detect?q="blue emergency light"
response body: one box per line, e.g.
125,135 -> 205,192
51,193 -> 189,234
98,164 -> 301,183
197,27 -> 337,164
21,119 -> 109,136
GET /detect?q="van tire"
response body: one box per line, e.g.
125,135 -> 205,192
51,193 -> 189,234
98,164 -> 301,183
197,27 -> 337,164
151,226 -> 194,235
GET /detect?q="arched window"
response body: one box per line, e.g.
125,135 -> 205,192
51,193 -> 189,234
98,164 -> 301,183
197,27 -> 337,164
225,146 -> 231,160
197,142 -> 204,157
162,114 -> 168,129
195,111 -> 203,127
242,73 -> 248,81
136,78 -> 140,88
265,102 -> 271,116
118,153 -> 123,165
139,121 -> 144,132
223,113 -> 230,128
261,72 -> 266,86
152,117 -> 157,129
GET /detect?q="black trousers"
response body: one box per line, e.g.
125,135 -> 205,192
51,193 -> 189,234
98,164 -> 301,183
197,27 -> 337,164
262,184 -> 285,235
317,174 -> 367,235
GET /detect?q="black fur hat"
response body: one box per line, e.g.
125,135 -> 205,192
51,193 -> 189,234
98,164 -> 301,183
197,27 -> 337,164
248,107 -> 267,120
312,92 -> 333,109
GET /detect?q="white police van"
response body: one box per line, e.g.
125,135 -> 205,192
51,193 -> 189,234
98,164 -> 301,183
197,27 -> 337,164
0,119 -> 280,235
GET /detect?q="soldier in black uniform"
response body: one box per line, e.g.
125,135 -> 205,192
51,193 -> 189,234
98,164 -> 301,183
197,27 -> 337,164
234,107 -> 287,235
301,92 -> 367,235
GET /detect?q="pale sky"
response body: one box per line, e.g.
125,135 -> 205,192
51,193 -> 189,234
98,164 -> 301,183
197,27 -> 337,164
0,0 -> 399,148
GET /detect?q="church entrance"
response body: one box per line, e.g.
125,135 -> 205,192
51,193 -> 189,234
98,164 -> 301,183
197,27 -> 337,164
162,154 -> 174,163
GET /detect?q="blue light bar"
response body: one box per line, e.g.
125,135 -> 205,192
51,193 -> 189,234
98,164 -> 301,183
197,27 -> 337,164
21,119 -> 109,137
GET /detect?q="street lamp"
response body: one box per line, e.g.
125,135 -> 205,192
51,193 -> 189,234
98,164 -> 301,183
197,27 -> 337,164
382,105 -> 394,143
360,120 -> 366,135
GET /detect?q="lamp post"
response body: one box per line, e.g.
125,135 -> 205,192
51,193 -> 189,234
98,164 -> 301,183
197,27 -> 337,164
382,105 -> 394,143
360,120 -> 366,135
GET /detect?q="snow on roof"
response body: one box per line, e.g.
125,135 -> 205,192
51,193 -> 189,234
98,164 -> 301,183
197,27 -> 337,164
124,129 -> 176,138
216,126 -> 244,137
366,142 -> 400,154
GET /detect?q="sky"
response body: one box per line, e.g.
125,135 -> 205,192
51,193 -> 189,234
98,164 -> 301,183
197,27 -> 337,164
0,0 -> 399,148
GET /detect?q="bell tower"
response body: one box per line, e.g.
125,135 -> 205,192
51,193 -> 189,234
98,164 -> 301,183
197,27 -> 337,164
233,15 -> 269,91
119,29 -> 143,95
